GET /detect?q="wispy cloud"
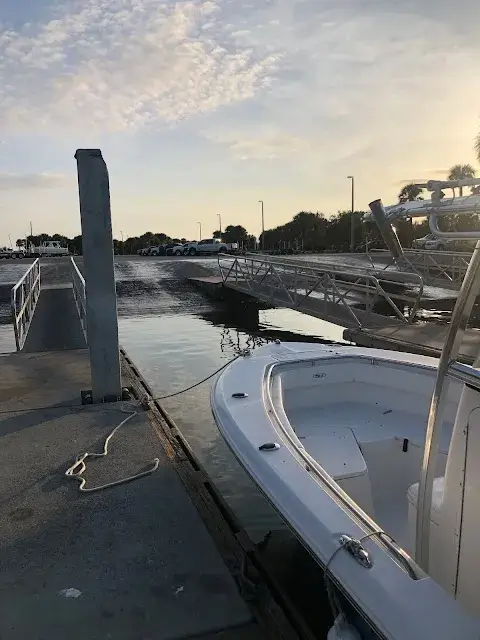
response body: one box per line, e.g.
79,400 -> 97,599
0,0 -> 280,132
203,128 -> 312,160
0,172 -> 69,190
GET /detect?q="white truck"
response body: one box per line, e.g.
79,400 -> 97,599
0,247 -> 24,259
183,239 -> 238,256
32,241 -> 69,257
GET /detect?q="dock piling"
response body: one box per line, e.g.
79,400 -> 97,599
75,149 -> 122,403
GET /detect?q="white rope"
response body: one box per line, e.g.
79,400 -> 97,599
65,404 -> 159,492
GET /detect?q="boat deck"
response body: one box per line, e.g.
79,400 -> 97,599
0,349 -> 256,639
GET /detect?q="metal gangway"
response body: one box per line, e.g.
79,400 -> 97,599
218,252 -> 424,330
369,248 -> 471,290
10,257 -> 86,352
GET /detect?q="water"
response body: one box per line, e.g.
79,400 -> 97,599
118,306 -> 345,538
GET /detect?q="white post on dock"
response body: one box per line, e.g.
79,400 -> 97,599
75,149 -> 122,403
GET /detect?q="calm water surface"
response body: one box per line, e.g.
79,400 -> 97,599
118,307 -> 346,538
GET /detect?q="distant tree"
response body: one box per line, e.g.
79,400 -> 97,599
69,235 -> 82,255
213,230 -> 222,239
222,225 -> 249,244
475,133 -> 480,165
16,238 -> 25,248
448,164 -> 476,196
398,184 -> 423,203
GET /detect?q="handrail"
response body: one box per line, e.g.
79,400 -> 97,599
218,253 -> 424,326
415,240 -> 480,569
11,259 -> 41,351
448,361 -> 480,390
242,251 -> 425,292
71,257 -> 87,340
369,248 -> 471,290
429,214 -> 480,239
266,359 -> 424,580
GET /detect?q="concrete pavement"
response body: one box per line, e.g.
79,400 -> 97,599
0,349 -> 255,640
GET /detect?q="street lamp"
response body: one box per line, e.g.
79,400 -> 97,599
197,221 -> 202,241
347,176 -> 355,253
258,200 -> 264,250
217,214 -> 222,238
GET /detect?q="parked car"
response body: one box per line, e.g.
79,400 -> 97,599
183,239 -> 238,256
412,234 -> 436,249
165,243 -> 184,256
423,237 -> 457,252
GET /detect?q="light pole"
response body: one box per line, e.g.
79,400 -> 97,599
197,221 -> 202,241
347,176 -> 355,253
217,214 -> 222,238
258,200 -> 264,250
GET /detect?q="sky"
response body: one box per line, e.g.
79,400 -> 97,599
1,0 -> 480,245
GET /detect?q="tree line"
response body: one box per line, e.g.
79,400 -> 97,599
16,162 -> 479,255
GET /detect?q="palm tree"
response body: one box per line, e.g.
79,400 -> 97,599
475,133 -> 480,164
398,183 -> 423,203
447,164 -> 476,196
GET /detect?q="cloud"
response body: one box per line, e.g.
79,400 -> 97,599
0,172 -> 69,190
203,128 -> 312,159
0,0 -> 280,132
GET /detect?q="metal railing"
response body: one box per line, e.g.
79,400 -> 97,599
11,259 -> 41,351
71,257 -> 87,340
370,248 -> 470,289
218,253 -> 424,328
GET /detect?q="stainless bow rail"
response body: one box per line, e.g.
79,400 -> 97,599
218,252 -> 424,328
11,259 -> 41,351
71,257 -> 86,340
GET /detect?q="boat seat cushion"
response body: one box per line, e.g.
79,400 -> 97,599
300,428 -> 367,481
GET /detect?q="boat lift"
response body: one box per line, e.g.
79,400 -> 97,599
368,177 -> 480,573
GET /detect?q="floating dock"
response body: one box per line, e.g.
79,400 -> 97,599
0,350 -> 259,640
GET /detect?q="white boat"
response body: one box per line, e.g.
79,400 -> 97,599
211,179 -> 480,639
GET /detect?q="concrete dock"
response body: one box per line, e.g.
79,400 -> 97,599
0,348 -> 260,640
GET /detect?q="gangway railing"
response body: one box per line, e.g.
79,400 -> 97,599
71,257 -> 87,340
11,259 -> 41,351
370,248 -> 470,289
218,253 -> 424,327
